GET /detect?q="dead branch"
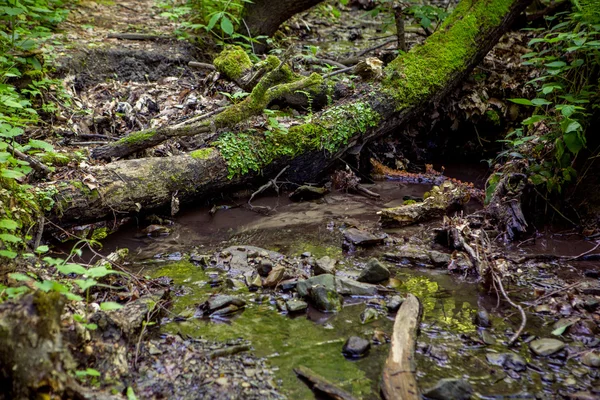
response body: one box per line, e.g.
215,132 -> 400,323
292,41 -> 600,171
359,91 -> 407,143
248,166 -> 289,212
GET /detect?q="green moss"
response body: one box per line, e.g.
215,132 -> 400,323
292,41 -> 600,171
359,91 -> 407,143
213,45 -> 253,81
119,130 -> 157,145
190,148 -> 215,160
486,109 -> 501,125
39,152 -> 71,166
383,0 -> 514,108
215,101 -> 380,178
91,227 -> 108,241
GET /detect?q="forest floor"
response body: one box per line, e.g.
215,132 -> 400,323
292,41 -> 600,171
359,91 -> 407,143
12,0 -> 600,399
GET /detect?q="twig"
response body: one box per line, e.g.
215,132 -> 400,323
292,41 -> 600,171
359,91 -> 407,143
492,271 -> 526,346
247,165 -> 289,212
188,61 -> 217,70
323,66 -> 355,79
533,281 -> 582,303
571,240 -> 600,260
8,143 -> 51,175
172,107 -> 226,129
207,344 -> 250,359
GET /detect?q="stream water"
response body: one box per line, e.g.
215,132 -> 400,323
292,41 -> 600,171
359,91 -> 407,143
89,173 -> 598,399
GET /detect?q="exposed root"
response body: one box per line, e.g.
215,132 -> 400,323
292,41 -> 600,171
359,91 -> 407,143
247,165 -> 289,213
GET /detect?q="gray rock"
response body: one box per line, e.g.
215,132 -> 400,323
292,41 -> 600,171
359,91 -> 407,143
221,245 -> 283,275
210,304 -> 243,316
310,286 -> 342,313
206,295 -> 246,312
422,378 -> 473,400
360,307 -> 379,324
383,244 -> 450,267
474,310 -> 491,327
336,276 -> 378,296
343,228 -> 385,247
342,336 -> 370,358
480,330 -> 497,345
357,258 -> 390,283
386,295 -> 405,312
485,353 -> 526,371
530,338 -> 565,356
289,185 -> 328,201
428,250 -> 452,266
314,256 -> 336,275
285,300 -> 308,313
296,274 -> 377,297
256,259 -> 273,277
582,352 -> 600,368
297,274 -> 336,297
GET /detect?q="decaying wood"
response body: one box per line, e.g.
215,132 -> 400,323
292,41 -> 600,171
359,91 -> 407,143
207,344 -> 250,359
294,365 -> 359,400
381,293 -> 422,400
45,0 -> 532,226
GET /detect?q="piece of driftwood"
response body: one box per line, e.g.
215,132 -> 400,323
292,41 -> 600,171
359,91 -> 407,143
294,366 -> 359,400
381,293 -> 422,400
207,344 -> 250,359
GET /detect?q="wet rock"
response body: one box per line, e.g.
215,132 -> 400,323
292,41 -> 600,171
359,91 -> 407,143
280,279 -> 297,291
310,286 -> 342,313
530,338 -> 565,356
285,299 -> 308,313
579,281 -> 600,296
569,392 -> 598,400
342,336 -> 370,358
247,273 -> 262,289
422,378 -> 473,400
225,278 -> 246,290
360,307 -> 379,324
582,352 -> 600,368
297,274 -> 336,297
584,269 -> 600,278
221,245 -> 283,275
314,256 -> 336,275
428,346 -> 449,362
386,295 -> 404,312
485,353 -> 527,372
357,258 -> 390,283
210,304 -> 243,316
372,330 -> 388,344
384,245 -> 451,267
474,310 -> 491,327
263,266 -> 285,287
289,185 -> 328,201
336,276 -> 377,296
343,228 -> 385,247
256,259 -> 274,277
534,304 -> 552,314
542,373 -> 556,383
189,253 -> 211,266
297,274 -> 377,297
569,320 -> 598,336
480,330 -> 497,345
142,224 -> 172,237
206,295 -> 246,313
276,299 -> 287,312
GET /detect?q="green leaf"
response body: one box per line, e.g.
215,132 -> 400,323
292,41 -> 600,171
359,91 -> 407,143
1,169 -> 26,179
559,105 -> 576,117
86,266 -> 118,278
100,301 -> 123,311
545,61 -> 567,68
35,245 -> 49,253
522,115 -> 545,126
0,233 -> 22,243
127,387 -> 138,400
531,98 -> 552,106
220,16 -> 234,35
83,323 -> 98,330
563,131 -> 584,154
9,273 -> 32,281
206,12 -> 222,31
0,219 -> 19,230
65,292 -> 84,301
74,279 -> 97,291
56,263 -> 87,275
28,139 -> 53,151
509,98 -> 533,106
0,249 -> 18,259
530,174 -> 546,185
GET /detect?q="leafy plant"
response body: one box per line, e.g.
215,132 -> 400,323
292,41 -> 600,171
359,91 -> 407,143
491,10 -> 599,197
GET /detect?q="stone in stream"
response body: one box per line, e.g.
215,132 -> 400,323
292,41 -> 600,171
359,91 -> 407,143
582,351 -> 600,368
357,258 -> 390,283
386,295 -> 405,312
343,228 -> 385,247
296,274 -> 378,298
310,286 -> 342,313
289,185 -> 328,201
210,304 -> 243,316
314,256 -> 336,275
342,336 -> 370,358
285,299 -> 308,313
529,338 -> 566,356
422,378 -> 473,400
360,307 -> 379,324
473,310 -> 491,327
221,245 -> 284,276
263,265 -> 285,287
256,258 -> 273,277
485,353 -> 527,371
480,330 -> 497,345
206,295 -> 246,312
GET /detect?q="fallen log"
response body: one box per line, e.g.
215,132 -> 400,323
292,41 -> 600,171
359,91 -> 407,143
294,365 -> 359,400
381,293 -> 422,400
45,0 -> 532,226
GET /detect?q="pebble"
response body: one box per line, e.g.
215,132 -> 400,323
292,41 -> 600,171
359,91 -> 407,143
529,338 -> 566,356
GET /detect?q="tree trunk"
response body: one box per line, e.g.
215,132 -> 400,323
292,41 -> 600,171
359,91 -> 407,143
46,0 -> 532,227
242,0 -> 324,49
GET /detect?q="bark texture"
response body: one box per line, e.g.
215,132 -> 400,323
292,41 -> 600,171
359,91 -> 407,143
243,0 -> 324,44
47,0 -> 532,226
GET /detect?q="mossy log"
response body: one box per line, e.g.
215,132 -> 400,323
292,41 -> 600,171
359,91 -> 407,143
48,0 -> 531,226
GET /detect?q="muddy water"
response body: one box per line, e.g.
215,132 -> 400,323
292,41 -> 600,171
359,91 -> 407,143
100,178 -> 563,399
